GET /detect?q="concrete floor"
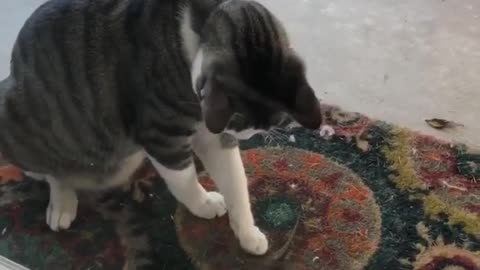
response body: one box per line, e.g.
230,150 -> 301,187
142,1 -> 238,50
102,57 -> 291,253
1,0 -> 479,148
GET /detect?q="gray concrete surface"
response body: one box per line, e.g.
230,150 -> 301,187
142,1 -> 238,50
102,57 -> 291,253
1,0 -> 479,148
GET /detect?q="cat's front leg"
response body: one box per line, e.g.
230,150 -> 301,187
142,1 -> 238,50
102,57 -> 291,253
147,154 -> 227,220
192,124 -> 268,255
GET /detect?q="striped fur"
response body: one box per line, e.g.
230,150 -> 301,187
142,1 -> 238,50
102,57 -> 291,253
0,0 -> 201,180
0,0 -> 321,185
197,0 -> 322,133
0,0 -> 322,252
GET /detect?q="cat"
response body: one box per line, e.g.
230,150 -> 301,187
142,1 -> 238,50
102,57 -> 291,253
0,0 -> 322,255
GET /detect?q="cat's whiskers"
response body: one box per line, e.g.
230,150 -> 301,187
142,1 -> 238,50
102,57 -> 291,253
262,129 -> 289,145
270,128 -> 289,142
262,132 -> 275,144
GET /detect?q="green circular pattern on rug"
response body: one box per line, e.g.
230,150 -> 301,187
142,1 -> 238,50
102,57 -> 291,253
176,147 -> 382,270
254,196 -> 299,231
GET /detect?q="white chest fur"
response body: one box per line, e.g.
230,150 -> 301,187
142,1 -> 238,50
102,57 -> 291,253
179,4 -> 203,93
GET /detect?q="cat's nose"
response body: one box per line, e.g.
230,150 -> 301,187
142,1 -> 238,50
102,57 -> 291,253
293,102 -> 322,130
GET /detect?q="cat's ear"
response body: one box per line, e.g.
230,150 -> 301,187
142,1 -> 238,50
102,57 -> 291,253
282,53 -> 323,130
291,85 -> 322,130
203,88 -> 233,134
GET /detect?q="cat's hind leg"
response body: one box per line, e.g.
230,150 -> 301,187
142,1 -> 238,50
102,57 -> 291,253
45,176 -> 78,231
25,173 -> 78,231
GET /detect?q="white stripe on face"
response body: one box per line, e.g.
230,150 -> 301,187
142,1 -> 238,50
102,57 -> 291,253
191,49 -> 204,94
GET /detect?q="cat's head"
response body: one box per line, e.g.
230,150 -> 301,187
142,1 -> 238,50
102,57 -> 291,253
195,0 -> 321,139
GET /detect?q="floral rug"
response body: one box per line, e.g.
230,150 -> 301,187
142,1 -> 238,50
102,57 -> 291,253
0,105 -> 479,270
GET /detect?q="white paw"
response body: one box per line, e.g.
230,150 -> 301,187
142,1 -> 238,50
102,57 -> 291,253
236,226 -> 269,255
190,192 -> 227,219
46,192 -> 78,231
319,125 -> 335,138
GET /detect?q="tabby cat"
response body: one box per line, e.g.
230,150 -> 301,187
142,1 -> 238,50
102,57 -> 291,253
0,0 -> 322,255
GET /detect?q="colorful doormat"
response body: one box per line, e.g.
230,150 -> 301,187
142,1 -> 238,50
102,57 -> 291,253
0,105 -> 479,270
